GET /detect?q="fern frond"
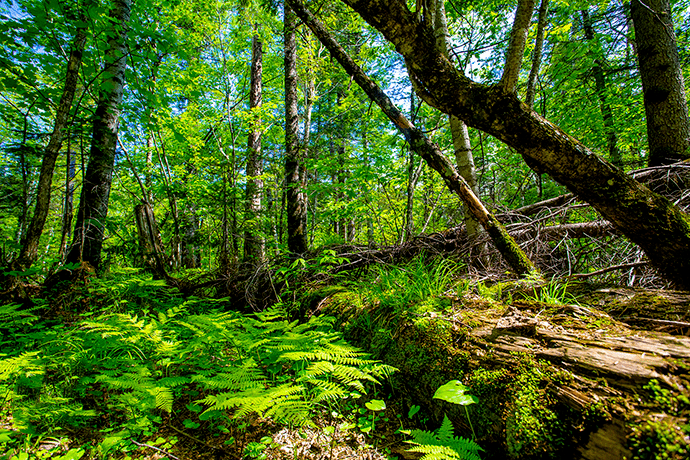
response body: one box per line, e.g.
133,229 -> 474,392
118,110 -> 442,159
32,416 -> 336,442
0,303 -> 40,327
0,351 -> 39,379
407,415 -> 483,460
158,376 -> 189,387
407,444 -> 463,460
153,387 -> 173,413
437,414 -> 455,443
306,379 -> 349,403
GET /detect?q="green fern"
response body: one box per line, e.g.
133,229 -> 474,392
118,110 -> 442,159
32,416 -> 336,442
0,302 -> 41,328
408,415 -> 483,460
1,271 -> 397,436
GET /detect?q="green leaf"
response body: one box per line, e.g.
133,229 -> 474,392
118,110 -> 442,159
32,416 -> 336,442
365,399 -> 386,411
433,380 -> 478,406
408,404 -> 421,419
54,449 -> 85,460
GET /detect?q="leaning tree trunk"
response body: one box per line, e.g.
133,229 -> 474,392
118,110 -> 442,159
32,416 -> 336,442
630,0 -> 690,166
244,28 -> 265,264
12,25 -> 87,275
339,0 -> 690,290
286,0 -> 536,276
284,6 -> 308,255
65,0 -> 131,272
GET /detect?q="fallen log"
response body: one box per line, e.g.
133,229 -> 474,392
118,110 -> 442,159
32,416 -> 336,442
318,287 -> 690,460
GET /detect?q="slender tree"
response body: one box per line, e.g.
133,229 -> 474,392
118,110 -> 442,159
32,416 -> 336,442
430,0 -> 481,240
499,0 -> 536,93
284,5 -> 307,254
65,0 -> 131,272
12,22 -> 87,273
525,0 -> 549,109
630,0 -> 690,166
581,9 -> 622,166
244,26 -> 265,263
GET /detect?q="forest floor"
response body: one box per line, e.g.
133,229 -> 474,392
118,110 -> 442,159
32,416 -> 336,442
1,260 -> 689,460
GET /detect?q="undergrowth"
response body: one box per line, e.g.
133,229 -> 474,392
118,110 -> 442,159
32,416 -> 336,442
0,270 -> 395,458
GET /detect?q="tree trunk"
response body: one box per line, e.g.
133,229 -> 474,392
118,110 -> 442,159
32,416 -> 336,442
404,92 -> 423,243
65,0 -> 131,272
339,0 -> 690,289
181,203 -> 201,269
630,0 -> 690,166
286,0 -> 536,276
499,0 -> 536,94
59,143 -> 76,259
13,26 -> 87,273
581,9 -> 622,167
430,0 -> 482,241
134,203 -> 167,278
284,6 -> 307,255
525,0 -> 548,110
244,28 -> 265,264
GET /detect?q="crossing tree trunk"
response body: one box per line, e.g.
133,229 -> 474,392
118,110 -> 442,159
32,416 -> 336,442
338,0 -> 690,289
286,0 -> 537,276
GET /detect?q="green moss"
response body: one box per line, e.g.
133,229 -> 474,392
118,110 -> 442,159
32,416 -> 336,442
504,359 -> 567,459
644,379 -> 690,416
628,419 -> 690,460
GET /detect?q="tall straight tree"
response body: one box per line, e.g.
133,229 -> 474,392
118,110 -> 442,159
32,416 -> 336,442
630,0 -> 690,166
525,0 -> 549,110
429,0 -> 481,240
12,20 -> 87,273
244,25 -> 265,263
284,5 -> 307,254
66,0 -> 131,271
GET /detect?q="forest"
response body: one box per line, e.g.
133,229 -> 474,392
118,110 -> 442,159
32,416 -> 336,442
1,0 -> 690,458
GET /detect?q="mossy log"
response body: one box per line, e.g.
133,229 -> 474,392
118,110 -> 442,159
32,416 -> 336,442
317,286 -> 690,460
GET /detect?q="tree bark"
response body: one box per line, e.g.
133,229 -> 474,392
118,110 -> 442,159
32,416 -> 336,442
134,202 -> 167,278
430,0 -> 482,240
59,144 -> 76,259
525,0 -> 549,109
581,9 -> 622,167
244,28 -> 265,263
499,0 -> 536,94
339,0 -> 690,289
404,95 -> 424,243
630,0 -> 690,166
286,0 -> 537,276
13,26 -> 87,273
284,6 -> 308,255
66,0 -> 131,272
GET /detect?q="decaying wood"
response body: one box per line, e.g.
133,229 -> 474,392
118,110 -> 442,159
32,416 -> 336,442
322,287 -> 690,460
